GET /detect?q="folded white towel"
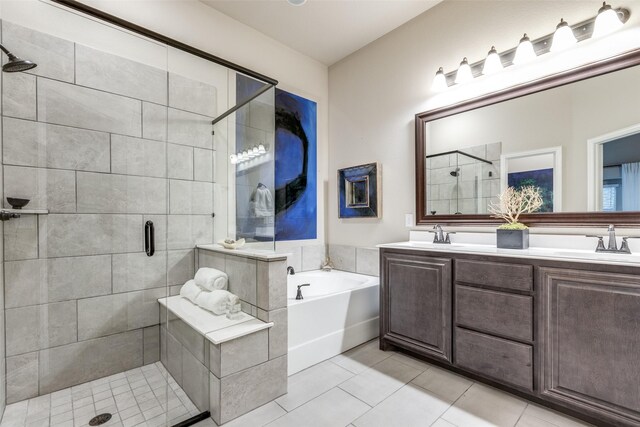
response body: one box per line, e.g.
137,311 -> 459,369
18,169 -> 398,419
180,280 -> 202,304
195,290 -> 240,315
194,267 -> 228,291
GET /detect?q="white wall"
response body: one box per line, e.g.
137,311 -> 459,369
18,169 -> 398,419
328,0 -> 640,246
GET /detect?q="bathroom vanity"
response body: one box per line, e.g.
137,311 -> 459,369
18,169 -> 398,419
379,241 -> 640,427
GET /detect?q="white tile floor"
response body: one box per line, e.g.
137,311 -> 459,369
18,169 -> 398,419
192,339 -> 592,427
2,341 -> 593,427
1,362 -> 200,427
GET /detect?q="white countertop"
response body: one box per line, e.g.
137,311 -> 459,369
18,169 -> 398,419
197,244 -> 289,261
377,240 -> 640,267
158,296 -> 273,345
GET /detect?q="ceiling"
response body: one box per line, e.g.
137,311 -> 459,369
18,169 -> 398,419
200,0 -> 441,66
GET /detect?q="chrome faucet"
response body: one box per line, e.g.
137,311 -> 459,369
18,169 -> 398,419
295,284 -> 310,300
287,266 -> 295,275
586,225 -> 639,254
607,224 -> 618,251
431,224 -> 455,244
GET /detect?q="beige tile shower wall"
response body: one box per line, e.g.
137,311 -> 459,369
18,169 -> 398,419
0,46 -> 6,420
1,21 -> 218,403
328,245 -> 380,277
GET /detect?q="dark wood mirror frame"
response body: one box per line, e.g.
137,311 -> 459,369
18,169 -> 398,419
416,48 -> 640,227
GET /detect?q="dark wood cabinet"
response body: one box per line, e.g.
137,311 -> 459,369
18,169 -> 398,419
539,267 -> 640,426
380,247 -> 640,427
380,250 -> 452,362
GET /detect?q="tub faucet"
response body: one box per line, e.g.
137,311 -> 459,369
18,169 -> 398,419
296,284 -> 310,300
287,266 -> 295,275
321,257 -> 334,272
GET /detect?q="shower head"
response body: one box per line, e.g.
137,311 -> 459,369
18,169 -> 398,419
450,168 -> 460,177
0,44 -> 37,73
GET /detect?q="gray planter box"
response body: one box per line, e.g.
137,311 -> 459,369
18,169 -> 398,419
496,229 -> 529,249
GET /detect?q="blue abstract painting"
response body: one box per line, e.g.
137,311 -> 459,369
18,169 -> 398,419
508,168 -> 554,212
274,89 -> 317,240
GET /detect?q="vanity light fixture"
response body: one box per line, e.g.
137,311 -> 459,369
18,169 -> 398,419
258,144 -> 266,154
455,58 -> 473,84
431,67 -> 448,92
430,3 -> 630,91
550,18 -> 577,52
230,145 -> 269,164
513,34 -> 537,65
482,46 -> 503,75
593,2 -> 624,38
287,0 -> 307,5
229,154 -> 238,164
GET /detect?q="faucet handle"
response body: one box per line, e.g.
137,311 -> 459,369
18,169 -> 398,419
586,235 -> 606,251
444,232 -> 456,244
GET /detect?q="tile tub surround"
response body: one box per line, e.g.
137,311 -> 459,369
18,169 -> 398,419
1,21 -> 218,402
0,362 -> 201,427
327,245 -> 379,277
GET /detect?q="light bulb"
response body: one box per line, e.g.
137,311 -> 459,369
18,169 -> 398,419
550,19 -> 577,52
431,67 -> 448,92
593,2 -> 623,38
258,144 -> 266,154
237,152 -> 245,161
242,151 -> 249,160
513,34 -> 537,65
455,58 -> 473,84
252,147 -> 259,156
482,46 -> 503,75
229,154 -> 237,164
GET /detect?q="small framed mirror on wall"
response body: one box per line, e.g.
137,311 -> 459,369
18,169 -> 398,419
415,48 -> 640,226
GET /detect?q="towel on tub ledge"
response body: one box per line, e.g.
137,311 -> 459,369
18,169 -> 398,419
195,290 -> 240,315
194,267 -> 228,291
179,280 -> 202,304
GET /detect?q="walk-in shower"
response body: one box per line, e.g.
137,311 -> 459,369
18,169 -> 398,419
426,149 -> 494,215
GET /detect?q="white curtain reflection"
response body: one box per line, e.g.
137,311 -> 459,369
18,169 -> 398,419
621,162 -> 640,211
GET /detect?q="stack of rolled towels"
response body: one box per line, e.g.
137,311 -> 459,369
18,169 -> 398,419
180,267 -> 240,315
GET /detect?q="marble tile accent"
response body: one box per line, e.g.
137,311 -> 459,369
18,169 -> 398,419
39,214 -> 143,257
2,21 -> 74,82
353,383 -> 452,427
6,352 -> 39,403
76,172 -> 166,214
193,148 -> 213,182
3,117 -> 110,172
257,260 -> 287,311
226,254 -> 257,305
167,215 -> 213,250
168,143 -> 193,180
143,326 -> 160,365
356,247 -> 379,276
338,356 -> 422,406
329,244 -> 356,272
4,255 -> 111,308
411,365 -> 473,402
75,45 -> 167,105
167,249 -> 195,286
112,251 -> 167,293
181,347 -> 209,411
6,301 -> 77,356
266,308 -> 287,360
4,215 -> 38,261
39,330 -> 143,395
142,102 -> 167,142
37,78 -> 142,137
211,329 -> 268,377
167,108 -> 214,149
3,166 -> 76,212
275,360 -> 354,412
2,72 -> 36,120
441,383 -> 527,427
169,179 -> 213,215
168,73 -> 217,117
267,387 -> 369,427
301,245 -> 326,271
219,355 -> 287,424
110,135 -> 166,178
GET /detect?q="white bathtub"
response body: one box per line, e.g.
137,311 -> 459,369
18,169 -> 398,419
287,270 -> 380,375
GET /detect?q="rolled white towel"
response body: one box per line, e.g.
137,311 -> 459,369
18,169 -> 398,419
195,290 -> 239,315
180,280 -> 202,304
194,267 -> 228,291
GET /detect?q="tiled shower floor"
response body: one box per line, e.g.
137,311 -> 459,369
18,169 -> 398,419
0,362 -> 200,427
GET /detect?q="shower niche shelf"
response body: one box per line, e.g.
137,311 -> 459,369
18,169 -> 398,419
0,208 -> 48,221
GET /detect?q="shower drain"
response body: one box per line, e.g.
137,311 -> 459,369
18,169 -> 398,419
89,413 -> 112,426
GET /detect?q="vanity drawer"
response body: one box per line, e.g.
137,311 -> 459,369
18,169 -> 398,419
455,259 -> 533,292
455,328 -> 533,391
456,285 -> 533,342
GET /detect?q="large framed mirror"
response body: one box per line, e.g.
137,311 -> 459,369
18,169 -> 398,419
416,48 -> 640,226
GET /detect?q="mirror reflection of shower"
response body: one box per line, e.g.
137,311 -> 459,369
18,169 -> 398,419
0,43 -> 37,72
426,147 -> 496,215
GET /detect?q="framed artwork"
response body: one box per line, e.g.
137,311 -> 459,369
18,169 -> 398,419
338,162 -> 380,218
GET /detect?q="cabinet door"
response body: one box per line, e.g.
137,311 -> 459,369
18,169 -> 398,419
381,250 -> 452,362
539,267 -> 640,425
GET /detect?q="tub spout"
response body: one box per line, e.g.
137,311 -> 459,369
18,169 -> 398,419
296,284 -> 310,300
287,266 -> 295,275
321,257 -> 334,272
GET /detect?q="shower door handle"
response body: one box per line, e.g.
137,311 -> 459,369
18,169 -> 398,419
145,220 -> 155,257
